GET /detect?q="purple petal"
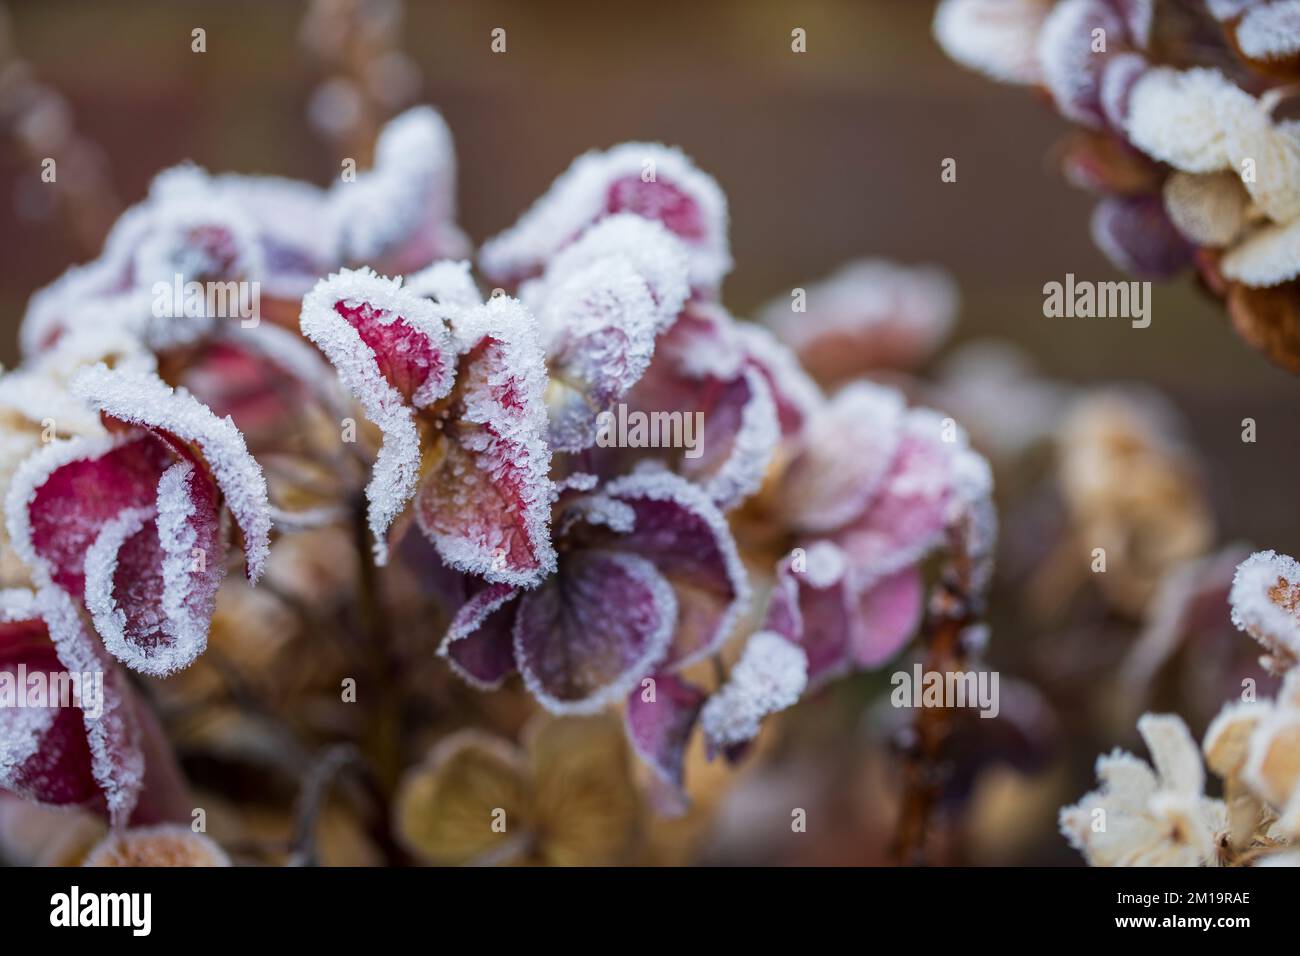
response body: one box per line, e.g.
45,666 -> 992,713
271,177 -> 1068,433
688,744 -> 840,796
603,471 -> 751,670
624,672 -> 706,798
438,583 -> 520,690
1090,194 -> 1194,279
513,550 -> 676,714
849,566 -> 925,667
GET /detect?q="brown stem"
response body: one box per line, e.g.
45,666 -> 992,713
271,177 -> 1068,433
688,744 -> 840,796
890,584 -> 975,866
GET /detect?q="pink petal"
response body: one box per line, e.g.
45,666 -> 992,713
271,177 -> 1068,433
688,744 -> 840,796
83,463 -> 224,676
71,365 -> 271,581
624,672 -> 706,796
763,544 -> 853,687
602,471 -> 750,670
780,382 -> 905,534
734,323 -> 824,440
833,410 -> 956,583
437,583 -> 521,690
479,143 -> 731,292
13,434 -> 171,599
849,566 -> 925,667
415,297 -> 556,588
300,268 -> 456,562
513,550 -> 676,714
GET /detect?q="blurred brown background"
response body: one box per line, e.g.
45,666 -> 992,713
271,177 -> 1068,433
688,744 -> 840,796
2,0 -> 1297,549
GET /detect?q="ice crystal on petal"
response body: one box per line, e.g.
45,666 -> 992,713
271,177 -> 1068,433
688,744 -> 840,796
932,0 -> 1052,86
624,672 -> 706,797
700,631 -> 808,750
1230,550 -> 1300,672
480,143 -> 731,291
71,365 -> 270,581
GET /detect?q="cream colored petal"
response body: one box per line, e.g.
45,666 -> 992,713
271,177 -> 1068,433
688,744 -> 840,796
1139,713 -> 1204,795
1126,68 -> 1258,174
1227,121 -> 1300,225
1204,700 -> 1270,779
1244,710 -> 1300,830
932,0 -> 1052,85
1163,171 -> 1250,247
1222,218 -> 1300,287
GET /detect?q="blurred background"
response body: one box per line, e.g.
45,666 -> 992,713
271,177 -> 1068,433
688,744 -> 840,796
1,0 -> 1295,865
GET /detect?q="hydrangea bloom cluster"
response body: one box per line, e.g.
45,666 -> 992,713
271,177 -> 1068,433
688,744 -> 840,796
1061,547 -> 1300,865
934,0 -> 1300,369
0,105 -> 996,852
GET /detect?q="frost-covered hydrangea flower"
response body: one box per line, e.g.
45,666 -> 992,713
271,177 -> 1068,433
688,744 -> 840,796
934,0 -> 1300,369
1060,713 -> 1229,866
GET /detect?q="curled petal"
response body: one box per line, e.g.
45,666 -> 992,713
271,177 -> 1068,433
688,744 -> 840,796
480,143 -> 731,291
699,631 -> 808,754
603,470 -> 751,669
6,434 -> 171,598
624,673 -> 706,798
328,107 -> 469,273
513,550 -> 676,715
1223,218 -> 1300,287
733,323 -> 824,440
83,462 -> 223,676
71,365 -> 271,581
437,583 -> 520,690
300,267 -> 456,563
416,296 -> 556,587
1125,67 -> 1258,173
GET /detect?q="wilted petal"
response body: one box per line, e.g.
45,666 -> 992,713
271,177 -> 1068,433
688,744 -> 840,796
416,296 -> 556,587
437,582 -> 520,690
1090,194 -> 1194,279
1223,219 -> 1300,287
480,143 -> 731,291
300,267 -> 456,562
733,323 -> 824,440
1125,67 -> 1257,173
394,731 -> 529,866
328,107 -> 469,273
764,543 -> 854,686
603,470 -> 750,669
624,672 -> 706,795
513,550 -> 676,714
